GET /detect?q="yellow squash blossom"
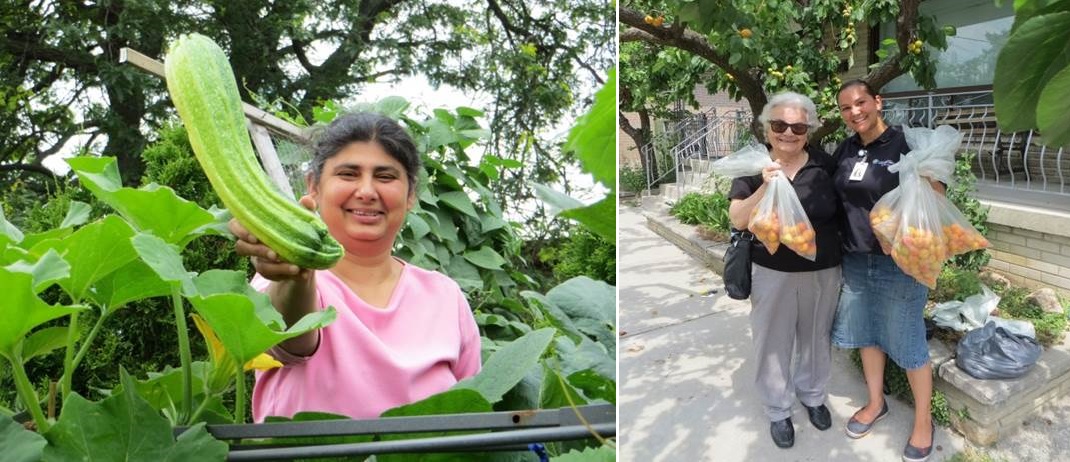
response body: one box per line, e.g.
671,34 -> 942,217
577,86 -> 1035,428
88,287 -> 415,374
191,314 -> 282,393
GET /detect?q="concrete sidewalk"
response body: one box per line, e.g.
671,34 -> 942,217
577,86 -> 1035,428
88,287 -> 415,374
618,202 -> 968,461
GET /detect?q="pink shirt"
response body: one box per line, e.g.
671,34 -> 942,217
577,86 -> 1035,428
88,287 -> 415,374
250,263 -> 482,422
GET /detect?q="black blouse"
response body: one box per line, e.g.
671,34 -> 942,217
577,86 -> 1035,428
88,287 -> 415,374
729,146 -> 843,272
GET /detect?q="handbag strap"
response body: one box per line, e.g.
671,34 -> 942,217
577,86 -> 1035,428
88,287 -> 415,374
730,229 -> 754,241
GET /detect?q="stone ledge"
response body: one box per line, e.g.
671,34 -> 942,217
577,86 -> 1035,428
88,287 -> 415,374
641,200 -> 1070,447
935,340 -> 1070,446
641,207 -> 729,274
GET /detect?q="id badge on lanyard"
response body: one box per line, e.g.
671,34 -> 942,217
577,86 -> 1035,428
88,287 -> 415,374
848,148 -> 868,182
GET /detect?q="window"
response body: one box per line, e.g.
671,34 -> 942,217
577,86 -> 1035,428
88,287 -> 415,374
881,0 -> 1013,93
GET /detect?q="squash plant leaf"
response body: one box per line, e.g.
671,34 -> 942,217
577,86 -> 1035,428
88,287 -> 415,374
564,67 -> 615,192
42,368 -> 228,461
87,260 -> 171,316
113,185 -> 221,245
186,274 -> 336,365
5,249 -> 70,294
497,368 -> 544,411
546,276 -> 615,328
260,412 -> 371,462
0,267 -> 84,358
532,184 -> 615,242
21,326 -> 71,363
58,200 -> 91,229
454,327 -> 556,403
532,183 -> 585,213
0,413 -> 45,462
32,215 -> 139,302
544,277 -> 616,351
130,232 -> 196,295
560,197 -> 615,242
0,207 -> 24,247
553,336 -> 615,383
540,366 -> 588,410
129,363 -> 232,424
550,446 -> 615,462
567,369 -> 615,405
67,156 -> 217,245
378,388 -> 493,462
520,291 -> 584,343
463,246 -> 507,270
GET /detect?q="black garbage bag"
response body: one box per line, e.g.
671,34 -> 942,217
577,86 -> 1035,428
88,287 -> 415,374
956,321 -> 1042,380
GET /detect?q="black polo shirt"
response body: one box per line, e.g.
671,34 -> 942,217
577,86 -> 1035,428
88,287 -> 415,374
728,146 -> 843,272
832,126 -> 910,254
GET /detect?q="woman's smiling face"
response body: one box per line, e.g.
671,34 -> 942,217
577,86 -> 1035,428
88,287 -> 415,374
838,84 -> 884,137
765,106 -> 809,155
310,141 -> 414,249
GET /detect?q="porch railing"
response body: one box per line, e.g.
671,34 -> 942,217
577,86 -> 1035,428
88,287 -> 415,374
641,110 -> 752,201
883,91 -> 1068,199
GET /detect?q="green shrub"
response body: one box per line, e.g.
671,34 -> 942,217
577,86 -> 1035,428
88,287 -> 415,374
539,226 -> 615,285
669,192 -> 731,232
929,266 -> 1068,347
932,267 -> 983,303
947,151 -> 991,272
619,165 -> 646,193
997,286 -> 1068,346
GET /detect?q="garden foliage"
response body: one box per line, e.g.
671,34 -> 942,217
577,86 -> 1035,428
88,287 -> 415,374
0,87 -> 616,460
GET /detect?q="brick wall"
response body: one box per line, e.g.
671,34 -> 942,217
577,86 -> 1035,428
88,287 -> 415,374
982,200 -> 1070,297
693,86 -> 748,113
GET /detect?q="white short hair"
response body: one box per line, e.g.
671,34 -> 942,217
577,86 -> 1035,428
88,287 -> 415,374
757,91 -> 821,135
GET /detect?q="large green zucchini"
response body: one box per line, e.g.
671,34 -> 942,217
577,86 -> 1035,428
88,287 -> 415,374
164,33 -> 342,269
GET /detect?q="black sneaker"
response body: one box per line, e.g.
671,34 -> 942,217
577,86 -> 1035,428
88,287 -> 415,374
770,417 -> 794,448
804,404 -> 832,430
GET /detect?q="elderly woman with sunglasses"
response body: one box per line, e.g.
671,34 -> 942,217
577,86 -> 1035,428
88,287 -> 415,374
727,91 -> 843,449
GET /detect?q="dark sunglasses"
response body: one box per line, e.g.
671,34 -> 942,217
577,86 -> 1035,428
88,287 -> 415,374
769,120 -> 809,135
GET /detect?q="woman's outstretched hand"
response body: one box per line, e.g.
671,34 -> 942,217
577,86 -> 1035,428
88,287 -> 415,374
229,195 -> 319,281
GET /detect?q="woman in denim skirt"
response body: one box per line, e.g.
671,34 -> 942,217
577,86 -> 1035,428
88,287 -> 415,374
728,91 -> 842,449
831,80 -> 944,462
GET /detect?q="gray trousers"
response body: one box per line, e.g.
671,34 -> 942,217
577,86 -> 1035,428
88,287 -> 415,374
749,264 -> 842,421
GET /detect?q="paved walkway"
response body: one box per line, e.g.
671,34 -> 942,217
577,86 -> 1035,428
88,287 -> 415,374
618,202 -> 969,461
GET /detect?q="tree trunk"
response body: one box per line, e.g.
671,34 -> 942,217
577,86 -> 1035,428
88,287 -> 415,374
104,84 -> 148,186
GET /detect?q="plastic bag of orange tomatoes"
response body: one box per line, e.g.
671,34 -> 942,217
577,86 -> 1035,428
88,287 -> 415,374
869,126 -> 990,288
711,144 -> 818,261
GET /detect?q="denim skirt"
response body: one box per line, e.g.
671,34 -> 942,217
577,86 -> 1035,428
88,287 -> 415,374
831,252 -> 930,370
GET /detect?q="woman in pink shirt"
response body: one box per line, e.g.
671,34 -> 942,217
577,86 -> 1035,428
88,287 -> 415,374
229,112 -> 482,421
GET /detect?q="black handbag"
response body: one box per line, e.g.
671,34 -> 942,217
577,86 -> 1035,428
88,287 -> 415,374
723,229 -> 753,300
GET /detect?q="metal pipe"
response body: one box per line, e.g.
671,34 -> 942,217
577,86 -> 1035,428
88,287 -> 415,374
225,423 -> 615,461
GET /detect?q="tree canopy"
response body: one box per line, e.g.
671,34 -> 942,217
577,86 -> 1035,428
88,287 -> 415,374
0,0 -> 613,221
619,0 -> 954,150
